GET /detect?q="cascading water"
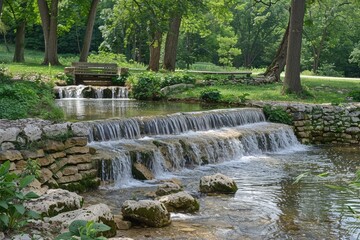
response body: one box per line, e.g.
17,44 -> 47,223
87,108 -> 305,188
55,85 -> 129,99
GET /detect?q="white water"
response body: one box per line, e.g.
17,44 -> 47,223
56,85 -> 129,99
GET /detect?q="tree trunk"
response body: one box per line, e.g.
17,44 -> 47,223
148,31 -> 162,72
79,0 -> 100,62
13,21 -> 26,62
263,20 -> 290,82
283,0 -> 305,94
0,0 -> 3,16
163,15 -> 181,71
38,0 -> 60,65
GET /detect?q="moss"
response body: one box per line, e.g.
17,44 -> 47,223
59,176 -> 100,193
98,216 -> 117,238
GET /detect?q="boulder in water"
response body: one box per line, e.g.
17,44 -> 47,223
199,173 -> 238,194
132,162 -> 154,180
156,181 -> 183,196
121,200 -> 171,227
158,191 -> 199,213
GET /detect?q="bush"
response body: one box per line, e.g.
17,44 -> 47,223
200,88 -> 222,102
349,90 -> 360,102
112,71 -> 129,86
131,72 -> 163,100
263,105 -> 292,125
55,220 -> 110,240
0,161 -> 40,232
0,78 -> 64,120
160,73 -> 195,88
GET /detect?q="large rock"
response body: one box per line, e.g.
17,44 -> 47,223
132,162 -> 154,180
48,203 -> 116,238
23,124 -> 42,141
156,182 -> 183,196
122,200 -> 171,227
199,173 -> 238,194
43,123 -> 69,137
71,122 -> 90,137
158,191 -> 199,213
0,150 -> 23,161
0,127 -> 21,144
25,189 -> 83,217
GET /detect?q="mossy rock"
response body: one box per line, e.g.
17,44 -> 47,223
122,200 -> 171,227
199,173 -> 238,194
158,191 -> 199,213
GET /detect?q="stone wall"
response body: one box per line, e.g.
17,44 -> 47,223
0,119 -> 99,191
249,101 -> 360,145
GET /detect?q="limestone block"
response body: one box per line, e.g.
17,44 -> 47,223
43,122 -> 69,137
64,137 -> 88,148
61,166 -> 78,176
24,189 -> 83,217
0,150 -> 23,161
156,182 -> 183,196
67,154 -> 92,164
49,158 -> 69,173
49,151 -> 66,159
71,122 -> 90,137
15,160 -> 27,170
0,127 -> 21,144
20,149 -> 45,159
39,168 -> 53,184
43,140 -> 65,153
0,142 -> 15,151
65,146 -> 90,155
158,191 -> 199,213
57,173 -> 82,184
38,155 -> 55,167
122,200 -> 171,227
199,173 -> 238,194
49,203 -> 116,238
346,127 -> 360,134
132,162 -> 154,180
23,124 -> 42,141
76,163 -> 94,171
113,215 -> 132,230
79,169 -> 97,178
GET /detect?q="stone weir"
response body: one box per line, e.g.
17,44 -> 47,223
85,108 -> 303,187
85,108 -> 266,141
55,85 -> 129,99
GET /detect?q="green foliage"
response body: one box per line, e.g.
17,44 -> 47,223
112,72 -> 129,86
0,161 -> 40,232
55,220 -> 110,240
131,72 -> 163,100
0,77 -> 64,121
238,93 -> 250,104
349,90 -> 360,102
160,73 -> 195,88
21,159 -> 41,180
200,88 -> 222,102
349,43 -> 360,67
217,28 -> 241,67
88,51 -> 127,65
317,62 -> 344,77
263,105 -> 292,125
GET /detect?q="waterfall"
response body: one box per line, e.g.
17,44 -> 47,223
88,108 -> 266,141
55,86 -> 129,99
87,108 -> 304,187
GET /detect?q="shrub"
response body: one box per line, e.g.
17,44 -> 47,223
160,73 -> 195,88
200,88 -> 222,102
55,220 -> 110,240
263,105 -> 292,125
112,71 -> 129,86
131,72 -> 163,100
349,90 -> 360,102
0,161 -> 40,232
0,78 -> 64,120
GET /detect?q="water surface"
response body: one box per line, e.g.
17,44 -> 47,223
82,145 -> 360,240
56,99 -> 222,121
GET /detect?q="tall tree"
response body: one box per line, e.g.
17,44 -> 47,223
163,15 -> 182,71
79,0 -> 100,62
38,0 -> 60,65
283,0 -> 306,94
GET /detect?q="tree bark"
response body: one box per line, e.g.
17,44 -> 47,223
263,20 -> 290,82
38,0 -> 60,65
0,0 -> 3,16
148,31 -> 162,72
163,15 -> 182,71
283,0 -> 305,94
13,21 -> 26,62
79,0 -> 100,62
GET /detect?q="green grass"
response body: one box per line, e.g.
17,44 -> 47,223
169,77 -> 360,104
